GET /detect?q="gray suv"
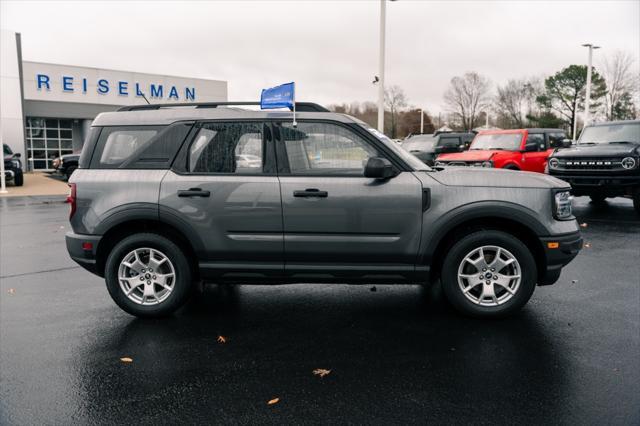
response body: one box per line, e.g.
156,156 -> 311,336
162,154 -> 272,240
65,102 -> 582,318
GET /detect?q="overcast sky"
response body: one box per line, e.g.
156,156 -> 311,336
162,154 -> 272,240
2,0 -> 639,113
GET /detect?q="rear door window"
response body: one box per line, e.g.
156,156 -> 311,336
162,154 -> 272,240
188,122 -> 264,174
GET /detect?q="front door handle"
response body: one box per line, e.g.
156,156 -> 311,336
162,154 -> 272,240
177,188 -> 211,198
293,188 -> 328,198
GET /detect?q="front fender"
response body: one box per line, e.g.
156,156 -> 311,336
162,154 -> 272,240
419,200 -> 549,265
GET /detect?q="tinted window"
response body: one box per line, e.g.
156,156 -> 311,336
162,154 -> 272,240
92,126 -> 162,168
526,133 -> 545,151
548,132 -> 567,148
189,122 -> 263,174
438,137 -> 461,147
281,122 -> 378,175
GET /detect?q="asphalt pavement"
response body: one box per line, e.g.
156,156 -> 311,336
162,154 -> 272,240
1,195 -> 639,425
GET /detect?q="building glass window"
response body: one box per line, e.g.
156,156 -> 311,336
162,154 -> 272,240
26,117 -> 74,170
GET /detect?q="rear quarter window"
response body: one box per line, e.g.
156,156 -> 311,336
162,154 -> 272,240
89,126 -> 163,169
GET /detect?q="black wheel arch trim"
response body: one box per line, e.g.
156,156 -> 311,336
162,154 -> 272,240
420,200 -> 549,265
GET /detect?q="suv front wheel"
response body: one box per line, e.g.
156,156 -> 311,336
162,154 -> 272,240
105,233 -> 193,318
441,230 -> 537,317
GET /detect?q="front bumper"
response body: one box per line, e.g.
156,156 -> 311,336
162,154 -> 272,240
550,172 -> 640,190
538,231 -> 583,286
66,232 -> 102,275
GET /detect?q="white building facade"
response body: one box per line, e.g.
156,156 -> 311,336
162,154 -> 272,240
1,30 -> 228,170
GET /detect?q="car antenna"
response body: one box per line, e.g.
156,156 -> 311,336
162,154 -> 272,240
140,92 -> 151,105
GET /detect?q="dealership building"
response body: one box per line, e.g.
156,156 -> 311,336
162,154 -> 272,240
1,30 -> 228,170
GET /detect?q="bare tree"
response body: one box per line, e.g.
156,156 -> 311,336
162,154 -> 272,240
443,72 -> 492,131
601,51 -> 639,120
384,85 -> 408,138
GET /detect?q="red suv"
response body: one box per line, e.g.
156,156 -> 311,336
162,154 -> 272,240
435,129 -> 568,173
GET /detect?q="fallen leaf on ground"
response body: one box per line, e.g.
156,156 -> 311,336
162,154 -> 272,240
313,368 -> 331,378
580,223 -> 588,228
370,286 -> 377,292
120,357 -> 133,363
267,398 -> 280,405
7,288 -> 16,295
217,335 -> 227,344
584,242 -> 591,248
571,279 -> 579,284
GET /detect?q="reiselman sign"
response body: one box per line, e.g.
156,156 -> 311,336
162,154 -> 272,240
21,62 -> 228,106
35,74 -> 196,101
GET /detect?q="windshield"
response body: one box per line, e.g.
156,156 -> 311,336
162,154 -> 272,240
359,125 -> 429,170
578,123 -> 640,144
471,133 -> 523,151
402,136 -> 437,152
3,144 -> 12,156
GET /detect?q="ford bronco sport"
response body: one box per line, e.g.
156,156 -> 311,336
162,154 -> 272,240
436,129 -> 568,172
547,120 -> 640,214
65,102 -> 582,318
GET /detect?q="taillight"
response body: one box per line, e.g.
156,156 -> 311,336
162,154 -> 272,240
66,183 -> 77,219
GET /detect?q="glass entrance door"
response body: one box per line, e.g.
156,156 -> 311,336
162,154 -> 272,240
26,117 -> 74,170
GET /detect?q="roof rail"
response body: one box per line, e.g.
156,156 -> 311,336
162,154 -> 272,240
117,102 -> 330,113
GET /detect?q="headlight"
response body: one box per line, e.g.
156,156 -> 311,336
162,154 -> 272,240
621,157 -> 637,169
553,190 -> 573,220
481,161 -> 493,168
548,158 -> 559,169
11,159 -> 21,168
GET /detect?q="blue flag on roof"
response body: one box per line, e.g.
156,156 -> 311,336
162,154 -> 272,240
260,82 -> 295,110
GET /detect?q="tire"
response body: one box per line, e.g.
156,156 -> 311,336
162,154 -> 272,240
589,194 -> 607,204
503,165 -> 519,171
13,171 -> 24,186
440,230 -> 537,318
105,233 -> 193,318
633,192 -> 640,216
65,166 -> 77,181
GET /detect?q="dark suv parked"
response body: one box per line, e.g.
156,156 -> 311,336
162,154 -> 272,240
52,153 -> 79,180
3,144 -> 24,186
547,120 -> 640,214
402,132 -> 474,166
65,102 -> 582,318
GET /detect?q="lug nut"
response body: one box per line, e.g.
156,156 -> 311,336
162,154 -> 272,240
485,281 -> 491,285
153,275 -> 156,279
147,280 -> 151,284
149,268 -> 153,272
140,276 -> 144,281
490,268 -> 495,272
479,275 -> 484,280
482,268 -> 487,272
493,275 -> 498,280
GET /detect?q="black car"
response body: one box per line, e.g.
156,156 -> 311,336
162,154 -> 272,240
52,153 -> 79,180
547,120 -> 640,214
3,144 -> 23,186
402,132 -> 474,166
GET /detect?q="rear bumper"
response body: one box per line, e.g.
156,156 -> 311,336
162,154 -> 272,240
66,232 -> 102,276
538,231 -> 583,286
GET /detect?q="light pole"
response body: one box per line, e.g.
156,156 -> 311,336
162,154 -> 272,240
420,108 -> 424,133
0,136 -> 7,194
377,0 -> 387,133
582,43 -> 600,128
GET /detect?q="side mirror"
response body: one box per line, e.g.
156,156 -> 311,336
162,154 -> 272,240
364,157 -> 395,179
522,142 -> 538,152
560,139 -> 572,148
14,153 -> 21,158
434,146 -> 444,154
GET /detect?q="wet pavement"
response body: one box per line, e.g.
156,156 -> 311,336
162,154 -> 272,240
1,195 -> 639,425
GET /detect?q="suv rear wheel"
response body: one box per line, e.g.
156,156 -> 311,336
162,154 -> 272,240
105,233 -> 193,318
441,230 -> 537,317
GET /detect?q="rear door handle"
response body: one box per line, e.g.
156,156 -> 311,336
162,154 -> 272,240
177,188 -> 211,197
293,188 -> 328,198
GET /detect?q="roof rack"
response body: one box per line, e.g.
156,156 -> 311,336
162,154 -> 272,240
117,102 -> 330,113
